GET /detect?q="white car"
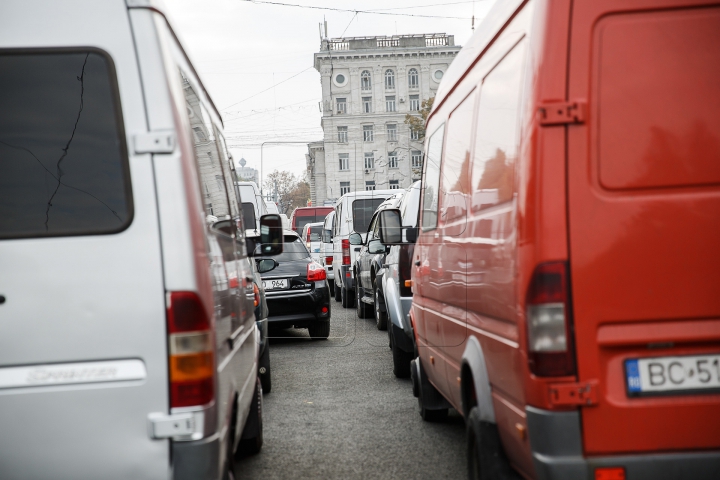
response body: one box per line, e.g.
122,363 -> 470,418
320,210 -> 336,290
302,221 -> 324,262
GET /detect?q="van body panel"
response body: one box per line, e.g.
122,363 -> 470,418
567,0 -> 720,455
0,1 -> 170,478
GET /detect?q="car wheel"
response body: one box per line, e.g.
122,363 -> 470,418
356,285 -> 371,318
236,378 -> 263,457
308,319 -> 330,339
466,407 -> 521,480
391,336 -> 413,378
373,280 -> 387,330
334,281 -> 341,302
259,343 -> 271,394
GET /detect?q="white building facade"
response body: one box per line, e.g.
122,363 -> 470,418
308,34 -> 461,205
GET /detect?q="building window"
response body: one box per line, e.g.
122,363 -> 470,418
193,127 -> 207,142
388,151 -> 398,169
363,125 -> 374,142
361,70 -> 372,91
386,123 -> 397,142
362,96 -> 372,113
364,152 -> 375,170
412,150 -> 422,168
409,95 -> 420,111
340,181 -> 351,196
389,180 -> 399,189
336,97 -> 347,114
411,128 -> 420,141
366,181 -> 376,191
385,69 -> 395,90
385,96 -> 396,112
408,68 -> 419,89
338,126 -> 348,143
339,153 -> 349,171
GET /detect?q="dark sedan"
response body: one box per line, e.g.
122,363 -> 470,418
247,231 -> 331,340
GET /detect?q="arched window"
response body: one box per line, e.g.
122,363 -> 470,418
361,70 -> 372,91
408,68 -> 419,89
385,69 -> 395,90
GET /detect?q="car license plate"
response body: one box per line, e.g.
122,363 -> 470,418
262,279 -> 288,290
625,354 -> 720,396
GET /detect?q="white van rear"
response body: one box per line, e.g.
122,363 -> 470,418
331,190 -> 396,308
237,181 -> 267,231
0,2 -> 262,478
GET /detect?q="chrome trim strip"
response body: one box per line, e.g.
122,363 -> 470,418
0,359 -> 147,389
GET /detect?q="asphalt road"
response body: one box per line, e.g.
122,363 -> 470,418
234,299 -> 467,480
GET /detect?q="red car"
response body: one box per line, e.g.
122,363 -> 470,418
409,0 -> 720,478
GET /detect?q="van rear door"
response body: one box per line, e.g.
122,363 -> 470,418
567,0 -> 720,455
0,3 -> 170,477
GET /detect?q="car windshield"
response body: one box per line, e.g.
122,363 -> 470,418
309,226 -> 322,242
352,198 -> 386,233
247,235 -> 309,261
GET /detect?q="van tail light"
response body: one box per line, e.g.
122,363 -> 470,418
307,262 -> 327,281
325,256 -> 333,266
167,291 -> 215,408
253,283 -> 260,307
526,262 -> 576,377
307,230 -> 311,244
342,239 -> 351,265
399,244 -> 415,296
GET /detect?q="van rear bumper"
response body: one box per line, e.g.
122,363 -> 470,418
526,406 -> 720,480
172,432 -> 220,480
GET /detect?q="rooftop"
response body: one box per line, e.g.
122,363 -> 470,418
320,33 -> 455,52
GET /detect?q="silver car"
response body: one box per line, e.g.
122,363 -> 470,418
0,1 -> 271,478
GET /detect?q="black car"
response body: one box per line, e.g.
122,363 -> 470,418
246,230 -> 331,340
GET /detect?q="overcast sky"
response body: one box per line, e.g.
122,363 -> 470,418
163,0 -> 497,184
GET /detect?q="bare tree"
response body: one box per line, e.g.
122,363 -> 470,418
263,169 -> 311,215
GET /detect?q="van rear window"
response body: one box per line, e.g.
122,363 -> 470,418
0,51 -> 131,239
352,198 -> 386,233
242,203 -> 257,229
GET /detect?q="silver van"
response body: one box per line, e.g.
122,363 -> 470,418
0,1 -> 276,478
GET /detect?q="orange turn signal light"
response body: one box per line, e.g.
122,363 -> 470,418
405,280 -> 413,287
595,467 -> 625,480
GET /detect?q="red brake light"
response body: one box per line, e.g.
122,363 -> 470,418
595,467 -> 625,480
307,230 -> 311,243
342,239 -> 350,265
307,262 -> 327,281
525,262 -> 576,377
167,291 -> 214,408
325,256 -> 333,265
253,283 -> 260,307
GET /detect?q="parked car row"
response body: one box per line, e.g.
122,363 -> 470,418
340,0 -> 720,478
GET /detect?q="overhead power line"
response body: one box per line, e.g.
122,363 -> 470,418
220,66 -> 314,111
241,0 -> 473,20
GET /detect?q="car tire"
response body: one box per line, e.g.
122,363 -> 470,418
237,378 -> 263,457
391,336 -> 413,378
341,285 -> 354,308
373,280 -> 387,330
334,282 -> 341,302
308,319 -> 330,339
259,343 -> 271,394
466,407 -> 520,480
356,285 -> 371,318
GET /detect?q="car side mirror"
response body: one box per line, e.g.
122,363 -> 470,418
349,232 -> 363,245
368,240 -> 385,254
259,214 -> 283,256
378,209 -> 402,244
256,258 -> 278,274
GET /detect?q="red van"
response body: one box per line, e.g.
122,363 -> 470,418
289,207 -> 334,233
409,0 -> 720,478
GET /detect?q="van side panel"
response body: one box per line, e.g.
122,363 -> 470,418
568,0 -> 720,455
0,1 -> 169,478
